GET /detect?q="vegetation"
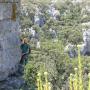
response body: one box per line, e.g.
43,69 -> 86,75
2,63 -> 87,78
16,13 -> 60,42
22,41 -> 90,90
68,46 -> 90,90
20,0 -> 90,90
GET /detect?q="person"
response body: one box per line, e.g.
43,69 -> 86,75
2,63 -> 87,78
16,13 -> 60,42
20,38 -> 31,65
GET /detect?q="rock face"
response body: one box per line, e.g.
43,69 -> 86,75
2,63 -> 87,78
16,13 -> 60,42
0,0 -> 21,81
81,29 -> 90,55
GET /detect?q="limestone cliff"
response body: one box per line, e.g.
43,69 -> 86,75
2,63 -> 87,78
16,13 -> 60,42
0,0 -> 21,81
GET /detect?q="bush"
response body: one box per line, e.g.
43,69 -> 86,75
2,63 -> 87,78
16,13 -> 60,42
23,40 -> 90,89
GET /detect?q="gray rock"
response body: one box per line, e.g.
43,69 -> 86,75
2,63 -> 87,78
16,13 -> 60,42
0,0 -> 21,81
64,43 -> 77,58
0,76 -> 25,90
6,77 -> 25,89
81,29 -> 90,55
0,85 -> 14,90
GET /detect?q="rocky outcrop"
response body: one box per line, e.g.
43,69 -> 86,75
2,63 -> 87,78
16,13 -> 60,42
81,29 -> 90,55
0,64 -> 25,90
0,0 -> 21,81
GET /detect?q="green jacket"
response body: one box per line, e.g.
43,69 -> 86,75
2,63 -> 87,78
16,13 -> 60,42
20,43 -> 31,55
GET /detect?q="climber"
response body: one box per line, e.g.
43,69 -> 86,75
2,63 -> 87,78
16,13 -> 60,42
20,38 -> 31,65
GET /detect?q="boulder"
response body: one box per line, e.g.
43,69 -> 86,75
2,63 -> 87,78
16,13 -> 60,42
0,0 -> 21,81
64,43 -> 77,58
81,29 -> 90,55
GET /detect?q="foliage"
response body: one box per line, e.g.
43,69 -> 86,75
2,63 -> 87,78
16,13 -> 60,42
21,0 -> 90,90
24,63 -> 37,89
37,72 -> 51,90
68,46 -> 90,90
23,40 -> 90,90
20,0 -> 86,45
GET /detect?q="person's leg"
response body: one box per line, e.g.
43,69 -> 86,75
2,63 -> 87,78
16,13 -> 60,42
20,54 -> 28,65
23,54 -> 29,65
20,55 -> 24,64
